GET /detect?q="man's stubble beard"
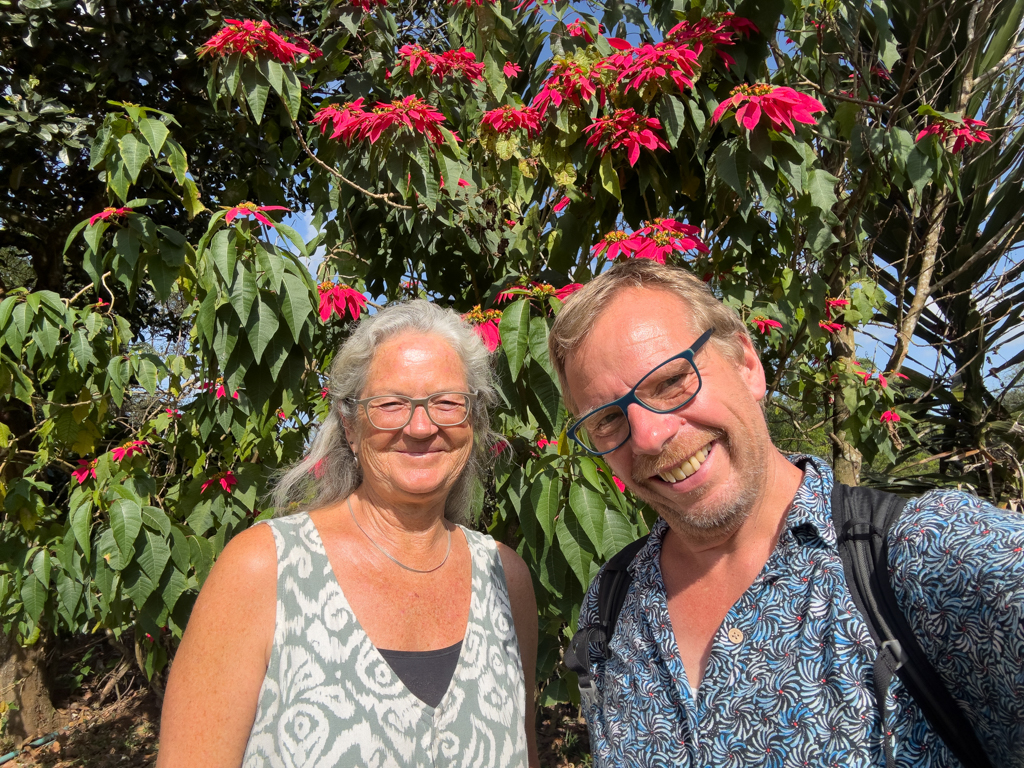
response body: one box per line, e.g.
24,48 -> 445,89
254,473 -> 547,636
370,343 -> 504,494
630,430 -> 769,546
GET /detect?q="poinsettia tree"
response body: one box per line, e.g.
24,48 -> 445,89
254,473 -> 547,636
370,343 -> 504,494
1,0 -> 1021,721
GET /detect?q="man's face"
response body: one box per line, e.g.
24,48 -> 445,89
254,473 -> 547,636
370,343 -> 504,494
564,287 -> 772,542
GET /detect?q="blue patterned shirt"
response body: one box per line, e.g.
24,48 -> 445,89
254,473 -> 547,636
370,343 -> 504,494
578,456 -> 1024,767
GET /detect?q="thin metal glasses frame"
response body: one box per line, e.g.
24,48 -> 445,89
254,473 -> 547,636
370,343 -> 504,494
347,391 -> 477,430
567,327 -> 716,456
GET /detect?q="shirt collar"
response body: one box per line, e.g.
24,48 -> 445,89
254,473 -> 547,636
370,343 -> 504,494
629,453 -> 839,578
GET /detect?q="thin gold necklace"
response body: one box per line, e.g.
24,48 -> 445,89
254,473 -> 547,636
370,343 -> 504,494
347,497 -> 452,574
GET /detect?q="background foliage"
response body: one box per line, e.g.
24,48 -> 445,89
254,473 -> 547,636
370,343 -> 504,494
1,0 -> 1022,710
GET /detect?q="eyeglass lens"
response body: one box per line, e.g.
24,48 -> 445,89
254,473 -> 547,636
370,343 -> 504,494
364,393 -> 471,429
576,356 -> 699,453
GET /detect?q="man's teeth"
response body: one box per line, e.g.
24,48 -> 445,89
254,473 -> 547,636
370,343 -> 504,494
658,445 -> 710,483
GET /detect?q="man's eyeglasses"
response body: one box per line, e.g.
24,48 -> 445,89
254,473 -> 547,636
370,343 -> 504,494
347,392 -> 476,430
567,328 -> 715,456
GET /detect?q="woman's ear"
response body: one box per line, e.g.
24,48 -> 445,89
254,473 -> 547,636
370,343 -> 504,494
341,413 -> 358,453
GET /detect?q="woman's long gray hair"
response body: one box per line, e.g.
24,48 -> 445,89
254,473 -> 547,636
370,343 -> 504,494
271,300 -> 498,523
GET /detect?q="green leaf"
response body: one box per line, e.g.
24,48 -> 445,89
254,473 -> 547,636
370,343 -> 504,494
569,480 -> 606,556
229,263 -> 258,325
599,154 -> 621,200
603,506 -> 636,558
280,65 -> 302,120
165,140 -> 188,184
242,65 -> 270,125
139,118 -> 170,156
135,356 -> 159,394
246,298 -> 281,364
280,272 -> 313,343
528,317 -> 551,373
138,529 -> 171,584
499,299 -> 531,378
714,141 -> 746,196
274,223 -> 309,257
110,498 -> 143,558
118,133 -> 150,184
159,567 -> 189,613
556,507 -> 594,589
530,471 -> 559,546
806,170 -> 839,213
484,51 -> 507,101
21,574 -> 46,624
182,177 -> 205,219
659,94 -> 686,148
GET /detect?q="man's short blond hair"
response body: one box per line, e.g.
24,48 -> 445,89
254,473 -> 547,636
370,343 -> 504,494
548,260 -> 752,413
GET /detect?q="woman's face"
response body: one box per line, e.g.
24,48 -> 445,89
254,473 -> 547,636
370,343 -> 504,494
347,332 -> 475,508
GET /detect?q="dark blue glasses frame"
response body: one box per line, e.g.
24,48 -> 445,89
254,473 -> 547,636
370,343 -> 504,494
567,327 -> 716,456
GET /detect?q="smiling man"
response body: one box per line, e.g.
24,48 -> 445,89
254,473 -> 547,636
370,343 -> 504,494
548,260 -> 1024,768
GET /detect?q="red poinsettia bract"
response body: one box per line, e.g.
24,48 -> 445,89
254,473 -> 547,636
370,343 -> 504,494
503,62 -> 521,78
751,316 -> 783,334
480,105 -> 543,138
318,282 -> 368,322
565,19 -> 604,43
197,19 -> 321,64
394,45 -> 484,83
916,116 -> 991,154
880,410 -> 901,424
111,440 -> 150,462
665,12 -> 758,67
591,220 -> 707,264
533,58 -> 602,114
225,202 -> 290,227
72,459 -> 98,485
349,0 -> 387,9
89,207 -> 133,226
201,470 -> 238,494
583,109 -> 670,167
712,84 -> 825,133
314,96 -> 454,146
606,41 -> 700,97
463,306 -> 502,352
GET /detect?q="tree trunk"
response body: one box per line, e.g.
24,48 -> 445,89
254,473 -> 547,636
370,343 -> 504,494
0,635 -> 59,747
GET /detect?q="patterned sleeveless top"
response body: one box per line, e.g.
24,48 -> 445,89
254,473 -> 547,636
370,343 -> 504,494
241,513 -> 528,768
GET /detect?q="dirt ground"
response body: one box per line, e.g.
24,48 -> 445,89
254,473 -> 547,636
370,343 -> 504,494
3,687 -> 591,768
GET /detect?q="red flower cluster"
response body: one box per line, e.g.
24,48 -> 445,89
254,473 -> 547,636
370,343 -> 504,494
751,316 -> 783,334
565,19 -> 603,43
583,109 -> 670,166
201,379 -> 240,399
72,459 -> 98,485
497,282 -> 582,304
312,96 -> 454,145
916,116 -> 991,154
713,84 -> 825,133
225,202 -> 290,227
89,207 -> 133,226
503,62 -> 521,78
318,282 -> 367,322
602,41 -> 700,97
592,220 -> 707,264
447,0 -> 495,5
533,58 -> 602,114
665,12 -> 758,67
819,321 -> 843,334
197,19 -> 321,64
480,105 -> 543,138
880,410 -> 900,424
462,306 -> 502,352
553,195 -> 570,212
394,45 -> 484,82
349,0 -> 387,9
111,440 -> 149,462
201,470 -> 238,494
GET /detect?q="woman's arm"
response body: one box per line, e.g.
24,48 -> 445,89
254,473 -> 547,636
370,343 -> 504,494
157,524 -> 277,767
498,543 -> 540,768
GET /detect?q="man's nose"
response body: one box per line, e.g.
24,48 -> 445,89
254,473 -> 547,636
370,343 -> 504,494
625,403 -> 679,455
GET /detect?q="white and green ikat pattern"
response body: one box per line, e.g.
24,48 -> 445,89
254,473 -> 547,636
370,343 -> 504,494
241,513 -> 528,768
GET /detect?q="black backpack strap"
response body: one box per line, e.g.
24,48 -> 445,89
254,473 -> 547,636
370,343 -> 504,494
564,534 -> 649,709
832,483 -> 993,768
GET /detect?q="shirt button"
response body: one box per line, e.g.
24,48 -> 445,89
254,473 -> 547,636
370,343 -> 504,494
728,627 -> 744,644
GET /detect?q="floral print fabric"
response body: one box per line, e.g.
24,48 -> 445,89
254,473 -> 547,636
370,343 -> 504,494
578,456 -> 1024,767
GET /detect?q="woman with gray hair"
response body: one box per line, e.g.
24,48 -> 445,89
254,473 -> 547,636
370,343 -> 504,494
158,300 -> 539,768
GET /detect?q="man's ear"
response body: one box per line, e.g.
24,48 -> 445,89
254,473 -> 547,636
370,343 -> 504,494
735,334 -> 767,401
